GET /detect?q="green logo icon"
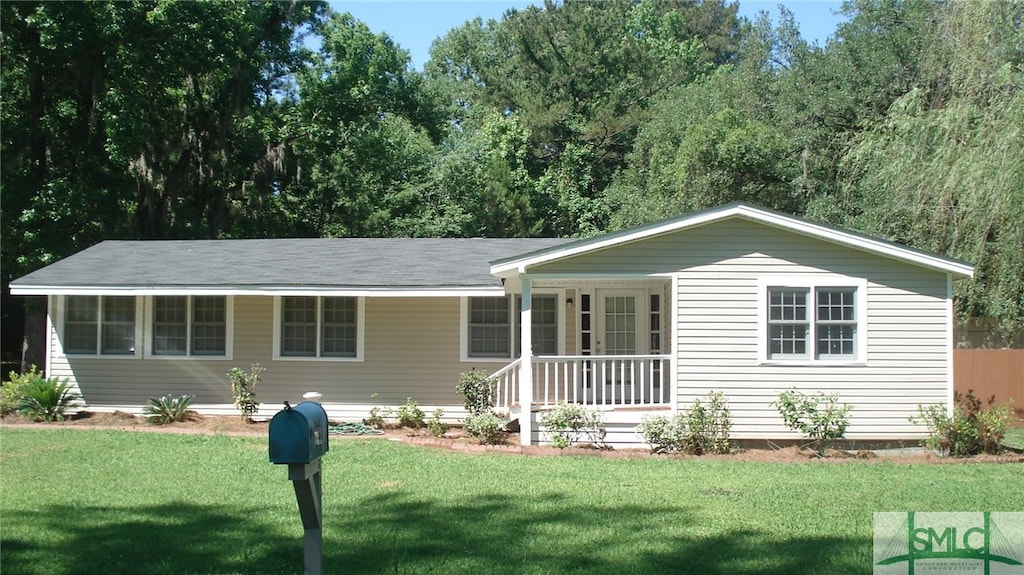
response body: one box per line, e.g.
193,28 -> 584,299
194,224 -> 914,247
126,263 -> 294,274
874,512 -> 1023,575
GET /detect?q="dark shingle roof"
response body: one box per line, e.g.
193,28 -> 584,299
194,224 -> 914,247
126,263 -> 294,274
11,238 -> 573,291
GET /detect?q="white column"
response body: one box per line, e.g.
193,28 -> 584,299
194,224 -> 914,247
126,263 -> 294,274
518,275 -> 533,446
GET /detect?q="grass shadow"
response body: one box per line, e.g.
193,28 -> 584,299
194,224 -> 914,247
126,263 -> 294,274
4,491 -> 870,575
330,490 -> 868,574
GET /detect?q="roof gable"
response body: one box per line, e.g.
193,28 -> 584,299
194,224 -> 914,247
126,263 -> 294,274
490,203 -> 974,278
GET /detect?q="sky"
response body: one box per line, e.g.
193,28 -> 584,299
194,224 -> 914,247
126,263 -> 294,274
332,1 -> 848,71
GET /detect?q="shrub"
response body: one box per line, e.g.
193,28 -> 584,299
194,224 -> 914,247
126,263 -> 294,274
396,397 -> 426,428
227,364 -> 263,423
364,405 -> 392,428
456,370 -> 493,417
912,390 -> 1013,457
143,394 -> 196,424
637,413 -> 687,454
773,389 -> 853,456
463,412 -> 506,444
16,377 -> 82,422
2,366 -> 46,416
363,393 -> 392,428
427,408 -> 449,437
684,391 -> 732,455
636,391 -> 732,455
541,403 -> 606,448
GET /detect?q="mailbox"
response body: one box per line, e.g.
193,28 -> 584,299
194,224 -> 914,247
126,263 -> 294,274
269,401 -> 330,464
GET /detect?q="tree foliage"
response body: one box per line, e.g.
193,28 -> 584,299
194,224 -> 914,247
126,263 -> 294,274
2,0 -> 1022,357
809,1 -> 1024,344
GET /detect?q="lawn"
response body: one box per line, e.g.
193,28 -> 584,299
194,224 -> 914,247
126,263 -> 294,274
1,429 -> 1021,575
1003,426 -> 1024,451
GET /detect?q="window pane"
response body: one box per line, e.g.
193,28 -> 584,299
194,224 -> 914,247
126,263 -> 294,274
154,296 -> 187,355
532,296 -> 558,355
282,297 -> 316,356
65,296 -> 98,354
101,297 -> 135,355
817,325 -> 855,357
470,297 -> 511,357
770,289 -> 807,321
322,297 -> 356,357
770,324 -> 807,357
192,297 -> 226,355
817,289 -> 856,321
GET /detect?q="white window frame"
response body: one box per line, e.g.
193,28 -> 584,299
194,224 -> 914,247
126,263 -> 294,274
757,277 -> 868,365
272,296 -> 365,361
460,291 -> 563,362
144,296 -> 233,360
56,295 -> 143,358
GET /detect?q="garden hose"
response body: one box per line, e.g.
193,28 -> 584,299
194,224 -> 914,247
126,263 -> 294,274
329,422 -> 385,436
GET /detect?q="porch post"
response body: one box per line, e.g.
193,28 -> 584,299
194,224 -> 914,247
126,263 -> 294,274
519,275 -> 533,446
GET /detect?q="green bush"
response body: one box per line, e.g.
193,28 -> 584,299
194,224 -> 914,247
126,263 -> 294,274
456,370 -> 493,417
540,403 -> 605,448
912,390 -> 1013,457
16,377 -> 82,422
427,408 -> 449,437
463,412 -> 506,444
396,397 -> 426,428
773,389 -> 853,456
685,391 -> 732,455
2,366 -> 46,415
227,364 -> 262,423
143,394 -> 196,424
637,413 -> 686,454
636,391 -> 732,455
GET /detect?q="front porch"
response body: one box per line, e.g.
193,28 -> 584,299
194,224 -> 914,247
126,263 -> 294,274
490,355 -> 673,411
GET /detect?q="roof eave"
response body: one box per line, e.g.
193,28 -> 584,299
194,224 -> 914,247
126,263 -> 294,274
8,285 -> 507,297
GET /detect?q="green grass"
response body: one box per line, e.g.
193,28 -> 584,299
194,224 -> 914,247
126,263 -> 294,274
1003,426 -> 1024,451
1,429 -> 1021,575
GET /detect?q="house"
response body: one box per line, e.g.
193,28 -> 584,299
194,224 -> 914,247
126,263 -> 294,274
10,203 -> 974,446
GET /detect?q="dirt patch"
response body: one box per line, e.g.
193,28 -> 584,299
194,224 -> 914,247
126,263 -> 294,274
3,411 -> 1022,464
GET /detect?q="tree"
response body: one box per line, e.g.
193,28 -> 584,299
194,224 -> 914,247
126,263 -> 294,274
606,8 -> 807,228
283,11 -> 444,237
810,1 -> 1024,345
427,0 -> 725,235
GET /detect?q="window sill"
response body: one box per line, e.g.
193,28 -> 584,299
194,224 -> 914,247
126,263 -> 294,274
146,354 -> 233,361
758,359 -> 867,367
60,353 -> 140,360
272,356 -> 364,363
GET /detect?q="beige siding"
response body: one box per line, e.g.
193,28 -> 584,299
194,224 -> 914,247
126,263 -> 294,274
532,218 -> 953,440
46,296 -> 495,421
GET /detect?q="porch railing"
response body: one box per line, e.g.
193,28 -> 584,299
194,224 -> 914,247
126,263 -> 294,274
490,355 -> 671,413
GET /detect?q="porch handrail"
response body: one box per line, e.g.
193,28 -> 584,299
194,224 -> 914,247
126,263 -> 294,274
488,355 -> 672,414
488,361 -> 520,414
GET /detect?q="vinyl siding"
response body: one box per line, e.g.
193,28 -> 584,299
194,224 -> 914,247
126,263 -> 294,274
46,296 -> 495,421
532,218 -> 953,440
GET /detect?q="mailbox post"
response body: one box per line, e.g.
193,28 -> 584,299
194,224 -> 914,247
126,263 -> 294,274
269,401 -> 330,575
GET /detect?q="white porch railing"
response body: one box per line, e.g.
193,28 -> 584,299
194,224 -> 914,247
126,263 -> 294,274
490,355 -> 671,413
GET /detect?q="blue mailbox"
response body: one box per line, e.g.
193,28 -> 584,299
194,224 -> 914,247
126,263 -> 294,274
269,401 -> 330,464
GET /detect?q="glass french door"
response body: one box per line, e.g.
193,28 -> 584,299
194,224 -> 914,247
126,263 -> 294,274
594,290 -> 645,403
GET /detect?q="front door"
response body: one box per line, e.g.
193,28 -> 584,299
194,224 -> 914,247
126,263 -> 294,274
595,290 -> 645,403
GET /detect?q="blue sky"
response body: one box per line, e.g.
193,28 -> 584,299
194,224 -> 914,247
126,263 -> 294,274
333,1 -> 848,70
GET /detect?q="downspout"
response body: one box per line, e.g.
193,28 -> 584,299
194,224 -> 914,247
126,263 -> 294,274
519,274 -> 533,446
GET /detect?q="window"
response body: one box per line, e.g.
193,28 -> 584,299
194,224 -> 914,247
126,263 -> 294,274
466,295 -> 559,359
277,296 -> 362,359
152,296 -> 227,356
63,296 -> 137,355
469,297 -> 511,357
764,282 -> 863,362
516,295 -> 558,356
